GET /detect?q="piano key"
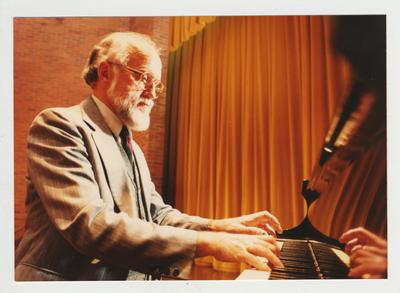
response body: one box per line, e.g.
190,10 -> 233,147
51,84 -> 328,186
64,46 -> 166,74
270,271 -> 318,279
270,269 -> 316,277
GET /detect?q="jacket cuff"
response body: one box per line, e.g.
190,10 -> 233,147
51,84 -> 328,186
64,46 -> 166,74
153,228 -> 198,280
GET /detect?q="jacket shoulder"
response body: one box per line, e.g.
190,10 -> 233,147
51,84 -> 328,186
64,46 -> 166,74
32,104 -> 83,126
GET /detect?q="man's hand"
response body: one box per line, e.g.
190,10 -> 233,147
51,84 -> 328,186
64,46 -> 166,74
208,211 -> 283,237
339,227 -> 387,254
196,231 -> 283,271
348,246 -> 387,278
339,227 -> 387,278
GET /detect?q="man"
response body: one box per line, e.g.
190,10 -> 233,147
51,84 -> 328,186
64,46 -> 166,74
15,32 -> 283,281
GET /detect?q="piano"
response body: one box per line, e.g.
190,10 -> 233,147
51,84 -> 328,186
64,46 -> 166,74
237,15 -> 387,281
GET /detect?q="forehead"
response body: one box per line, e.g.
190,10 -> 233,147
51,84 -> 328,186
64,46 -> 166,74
126,48 -> 162,79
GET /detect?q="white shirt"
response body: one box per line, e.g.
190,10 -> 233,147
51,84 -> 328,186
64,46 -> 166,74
91,95 -> 124,140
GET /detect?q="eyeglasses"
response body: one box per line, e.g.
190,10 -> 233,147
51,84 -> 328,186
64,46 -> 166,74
107,61 -> 164,96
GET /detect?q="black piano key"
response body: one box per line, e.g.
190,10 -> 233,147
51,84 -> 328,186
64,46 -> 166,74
273,267 -> 317,276
280,260 -> 314,269
321,268 -> 349,275
323,271 -> 348,279
270,271 -> 317,280
319,263 -> 348,270
280,252 -> 312,258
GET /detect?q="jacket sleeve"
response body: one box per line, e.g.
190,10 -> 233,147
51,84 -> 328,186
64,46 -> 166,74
149,187 -> 212,231
27,108 -> 198,279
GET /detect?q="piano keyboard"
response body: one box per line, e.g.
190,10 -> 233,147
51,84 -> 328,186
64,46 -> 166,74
270,239 -> 349,279
236,239 -> 350,280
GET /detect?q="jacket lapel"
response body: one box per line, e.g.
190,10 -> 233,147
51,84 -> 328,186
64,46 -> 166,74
130,141 -> 153,221
80,97 -> 136,217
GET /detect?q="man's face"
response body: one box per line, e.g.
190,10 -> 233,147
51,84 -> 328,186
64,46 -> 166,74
107,49 -> 162,131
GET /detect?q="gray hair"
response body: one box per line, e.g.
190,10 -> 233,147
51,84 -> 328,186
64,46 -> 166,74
82,32 -> 159,88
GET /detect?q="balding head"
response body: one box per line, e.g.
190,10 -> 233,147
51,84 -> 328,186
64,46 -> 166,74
82,32 -> 160,88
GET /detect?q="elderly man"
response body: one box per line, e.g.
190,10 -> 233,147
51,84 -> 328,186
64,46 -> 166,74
15,32 -> 283,281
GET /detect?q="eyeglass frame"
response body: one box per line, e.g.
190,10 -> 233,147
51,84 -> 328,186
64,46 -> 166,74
106,61 -> 164,96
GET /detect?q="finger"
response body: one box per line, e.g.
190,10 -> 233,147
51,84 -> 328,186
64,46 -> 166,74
349,252 -> 382,269
364,274 -> 385,279
349,261 -> 387,278
237,226 -> 269,235
349,249 -> 372,266
341,227 -> 380,245
252,233 -> 281,257
345,238 -> 360,254
254,237 -> 280,256
263,224 -> 277,238
256,223 -> 277,237
350,255 -> 367,267
257,234 -> 279,249
262,212 -> 283,234
345,229 -> 387,250
241,252 -> 271,271
247,244 -> 284,268
363,245 -> 388,257
272,239 -> 281,256
351,248 -> 380,260
348,266 -> 365,278
350,244 -> 363,254
259,235 -> 281,251
251,211 -> 282,233
340,227 -> 369,243
350,250 -> 369,266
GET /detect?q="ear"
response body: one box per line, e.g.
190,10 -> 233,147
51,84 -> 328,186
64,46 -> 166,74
97,61 -> 111,81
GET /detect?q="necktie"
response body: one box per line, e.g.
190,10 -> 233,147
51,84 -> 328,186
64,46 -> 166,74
120,127 -> 151,280
119,126 -> 146,220
119,126 -> 133,162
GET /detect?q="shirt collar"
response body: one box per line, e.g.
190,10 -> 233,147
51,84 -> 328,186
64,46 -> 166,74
91,95 -> 123,139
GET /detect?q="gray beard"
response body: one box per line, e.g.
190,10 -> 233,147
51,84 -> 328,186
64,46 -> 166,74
106,75 -> 152,131
112,95 -> 151,131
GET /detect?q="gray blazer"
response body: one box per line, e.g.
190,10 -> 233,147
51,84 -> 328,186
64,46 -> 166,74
15,97 -> 209,281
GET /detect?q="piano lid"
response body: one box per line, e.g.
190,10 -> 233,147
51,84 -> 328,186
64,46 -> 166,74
306,15 -> 386,195
306,84 -> 386,194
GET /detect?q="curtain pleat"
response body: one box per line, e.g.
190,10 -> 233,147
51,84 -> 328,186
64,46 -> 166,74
165,16 -> 386,273
169,16 -> 217,51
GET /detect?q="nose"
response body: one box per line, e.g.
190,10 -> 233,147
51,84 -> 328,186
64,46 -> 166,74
141,83 -> 158,100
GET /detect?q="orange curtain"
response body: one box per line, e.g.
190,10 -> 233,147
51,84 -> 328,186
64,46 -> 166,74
167,15 -> 351,224
169,16 -> 216,51
165,16 -> 386,272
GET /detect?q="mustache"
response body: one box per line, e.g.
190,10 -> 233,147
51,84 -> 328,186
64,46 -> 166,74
135,98 -> 154,108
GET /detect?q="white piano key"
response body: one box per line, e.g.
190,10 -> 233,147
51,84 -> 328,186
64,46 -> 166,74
236,269 -> 271,280
331,247 -> 350,267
